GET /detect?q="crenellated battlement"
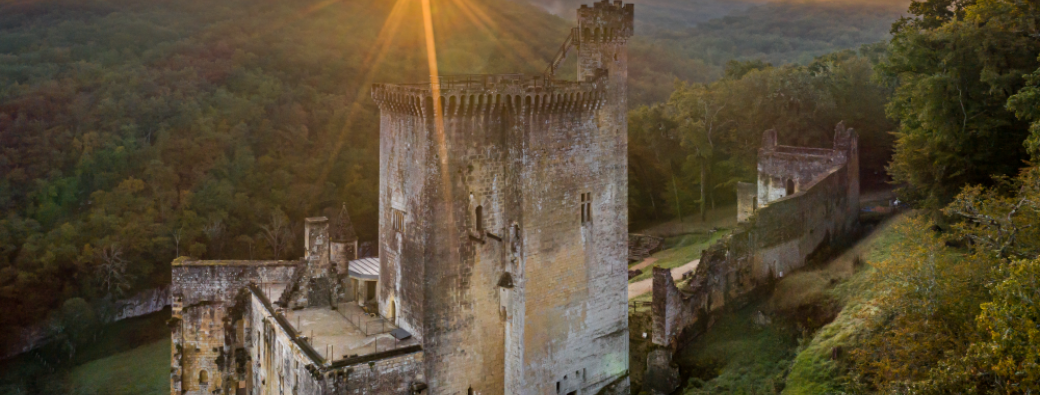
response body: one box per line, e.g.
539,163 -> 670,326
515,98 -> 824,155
577,0 -> 634,43
371,73 -> 607,118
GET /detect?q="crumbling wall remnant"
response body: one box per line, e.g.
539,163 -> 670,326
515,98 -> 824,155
647,123 -> 859,394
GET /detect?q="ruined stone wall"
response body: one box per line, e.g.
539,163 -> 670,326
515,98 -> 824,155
652,151 -> 857,349
736,182 -> 756,223
170,259 -> 297,395
247,286 -> 424,395
249,289 -> 325,395
758,148 -> 846,205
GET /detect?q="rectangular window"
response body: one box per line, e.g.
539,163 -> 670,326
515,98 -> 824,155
391,208 -> 405,232
580,193 -> 592,224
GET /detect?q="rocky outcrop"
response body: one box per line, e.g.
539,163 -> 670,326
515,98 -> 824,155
1,286 -> 173,360
114,285 -> 171,321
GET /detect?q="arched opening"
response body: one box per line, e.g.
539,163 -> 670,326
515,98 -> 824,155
785,179 -> 795,195
389,299 -> 396,322
475,206 -> 484,232
468,387 -> 474,395
199,370 -> 209,386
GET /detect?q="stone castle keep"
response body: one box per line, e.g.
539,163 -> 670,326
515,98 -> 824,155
170,2 -> 632,394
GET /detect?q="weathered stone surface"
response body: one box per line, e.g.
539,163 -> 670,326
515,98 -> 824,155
369,2 -> 633,394
644,349 -> 680,395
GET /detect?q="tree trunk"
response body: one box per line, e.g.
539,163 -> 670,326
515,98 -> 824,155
672,175 -> 682,224
700,160 -> 708,222
639,163 -> 658,220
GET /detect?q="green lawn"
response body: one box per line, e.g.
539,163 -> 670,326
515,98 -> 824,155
0,310 -> 170,395
629,230 -> 730,283
49,339 -> 170,395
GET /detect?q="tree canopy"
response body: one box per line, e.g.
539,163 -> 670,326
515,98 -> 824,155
882,0 -> 1040,207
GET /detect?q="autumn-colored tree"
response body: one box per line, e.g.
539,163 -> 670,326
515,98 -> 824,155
847,216 -> 989,392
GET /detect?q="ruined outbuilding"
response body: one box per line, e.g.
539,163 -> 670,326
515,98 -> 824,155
645,123 -> 859,394
170,2 -> 632,394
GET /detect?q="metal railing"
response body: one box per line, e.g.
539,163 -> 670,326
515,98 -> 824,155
544,28 -> 577,77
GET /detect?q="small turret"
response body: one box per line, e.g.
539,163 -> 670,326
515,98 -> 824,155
577,0 -> 634,44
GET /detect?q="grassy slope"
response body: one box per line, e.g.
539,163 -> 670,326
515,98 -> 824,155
41,339 -> 170,395
666,213 -> 910,395
0,310 -> 170,395
678,300 -> 799,394
629,230 -> 729,283
782,214 -> 911,395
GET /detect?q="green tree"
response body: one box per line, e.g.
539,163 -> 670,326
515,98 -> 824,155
881,0 -> 1040,207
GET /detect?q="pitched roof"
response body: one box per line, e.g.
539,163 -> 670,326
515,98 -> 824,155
326,203 -> 358,243
348,257 -> 380,280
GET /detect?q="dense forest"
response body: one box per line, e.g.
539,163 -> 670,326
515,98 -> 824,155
0,0 -> 578,348
0,0 -> 914,349
10,1 -> 1039,393
626,50 -> 895,227
822,0 -> 1040,392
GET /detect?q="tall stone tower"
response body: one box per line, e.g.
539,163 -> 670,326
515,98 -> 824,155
371,1 -> 632,393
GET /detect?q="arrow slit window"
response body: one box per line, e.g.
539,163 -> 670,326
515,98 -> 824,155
580,193 -> 592,224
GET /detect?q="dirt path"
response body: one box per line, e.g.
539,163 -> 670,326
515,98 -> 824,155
629,257 -> 658,271
628,259 -> 700,300
635,204 -> 738,238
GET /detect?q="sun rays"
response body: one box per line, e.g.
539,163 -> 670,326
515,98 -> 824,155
313,0 -> 412,189
309,0 -> 558,207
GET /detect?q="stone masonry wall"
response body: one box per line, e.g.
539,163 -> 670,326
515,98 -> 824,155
248,286 -> 425,395
651,159 -> 855,349
371,2 -> 633,393
645,147 -> 856,393
170,259 -> 297,395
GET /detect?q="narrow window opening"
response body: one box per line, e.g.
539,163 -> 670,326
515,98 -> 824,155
556,381 -> 561,394
785,179 -> 795,195
475,206 -> 484,232
580,193 -> 592,224
199,370 -> 208,385
391,208 -> 405,233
